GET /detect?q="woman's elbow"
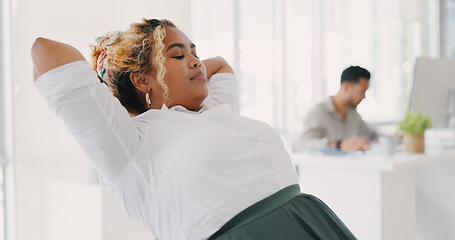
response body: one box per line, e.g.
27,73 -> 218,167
31,37 -> 50,61
215,56 -> 234,74
31,37 -> 85,81
32,37 -> 50,81
32,37 -> 47,49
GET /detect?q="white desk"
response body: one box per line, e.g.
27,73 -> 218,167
292,148 -> 455,240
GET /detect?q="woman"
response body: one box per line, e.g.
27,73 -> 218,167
32,18 -> 356,240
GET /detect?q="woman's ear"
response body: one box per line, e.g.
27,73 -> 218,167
130,73 -> 151,93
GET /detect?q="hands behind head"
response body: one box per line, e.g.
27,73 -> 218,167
339,137 -> 370,151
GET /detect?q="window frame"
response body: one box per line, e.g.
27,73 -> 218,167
1,0 -> 16,239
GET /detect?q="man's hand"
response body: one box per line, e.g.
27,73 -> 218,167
339,137 -> 370,151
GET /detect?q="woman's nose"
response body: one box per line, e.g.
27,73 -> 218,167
189,56 -> 202,68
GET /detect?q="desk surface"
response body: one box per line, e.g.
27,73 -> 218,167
291,147 -> 455,171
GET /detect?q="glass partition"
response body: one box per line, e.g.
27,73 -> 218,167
192,0 -> 437,139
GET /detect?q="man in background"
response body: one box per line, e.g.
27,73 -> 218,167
293,66 -> 378,152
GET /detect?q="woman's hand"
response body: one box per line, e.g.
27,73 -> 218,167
32,38 -> 85,81
202,57 -> 234,80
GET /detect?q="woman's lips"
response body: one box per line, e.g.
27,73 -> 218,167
191,72 -> 207,81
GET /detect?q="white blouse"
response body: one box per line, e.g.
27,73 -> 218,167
35,61 -> 298,240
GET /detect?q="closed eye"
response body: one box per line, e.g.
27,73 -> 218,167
172,55 -> 184,59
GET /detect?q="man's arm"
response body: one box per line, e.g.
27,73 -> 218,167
293,110 -> 332,152
338,137 -> 370,151
358,120 -> 379,142
32,37 -> 85,82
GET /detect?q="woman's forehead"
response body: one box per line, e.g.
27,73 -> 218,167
164,27 -> 193,47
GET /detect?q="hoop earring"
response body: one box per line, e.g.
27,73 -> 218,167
145,92 -> 152,108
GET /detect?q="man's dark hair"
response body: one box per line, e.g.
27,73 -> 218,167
340,66 -> 371,84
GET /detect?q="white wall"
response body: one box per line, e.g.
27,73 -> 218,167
13,1 -> 191,239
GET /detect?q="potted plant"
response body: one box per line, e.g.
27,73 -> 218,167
398,111 -> 432,153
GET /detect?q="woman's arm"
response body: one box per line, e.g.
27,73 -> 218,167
201,57 -> 238,112
202,57 -> 234,79
32,38 -> 142,188
32,37 -> 85,81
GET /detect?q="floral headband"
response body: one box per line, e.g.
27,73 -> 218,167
95,31 -> 121,82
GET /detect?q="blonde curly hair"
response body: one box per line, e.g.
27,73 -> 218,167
91,18 -> 175,115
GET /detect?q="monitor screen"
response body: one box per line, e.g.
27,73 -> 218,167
409,57 -> 455,128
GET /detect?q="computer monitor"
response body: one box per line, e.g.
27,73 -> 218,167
409,57 -> 455,128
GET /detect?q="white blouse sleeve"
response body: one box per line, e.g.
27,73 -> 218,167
205,72 -> 239,113
35,61 -> 143,188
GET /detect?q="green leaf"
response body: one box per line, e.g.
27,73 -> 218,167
398,111 -> 432,134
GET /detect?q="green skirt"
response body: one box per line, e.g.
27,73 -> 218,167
208,184 -> 357,240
